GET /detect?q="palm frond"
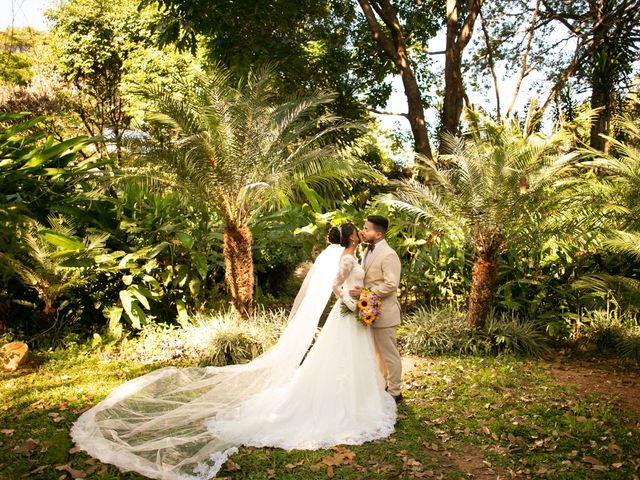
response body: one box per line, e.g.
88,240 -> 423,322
604,231 -> 640,261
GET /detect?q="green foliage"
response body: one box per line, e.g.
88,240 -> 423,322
0,113 -> 100,334
483,311 -> 550,358
399,306 -> 473,356
135,65 -> 374,224
580,308 -> 640,361
400,306 -> 550,358
383,108 -> 587,328
139,0 -> 443,118
187,309 -> 285,366
109,308 -> 287,365
572,110 -> 640,312
0,27 -> 44,85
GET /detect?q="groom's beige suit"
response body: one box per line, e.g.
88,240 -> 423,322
362,239 -> 402,396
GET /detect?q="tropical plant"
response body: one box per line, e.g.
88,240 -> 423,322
135,66 -> 374,318
573,111 -> 640,309
0,113 -> 99,334
0,218 -> 108,330
399,305 -> 471,355
383,107 -> 583,329
482,310 -> 550,358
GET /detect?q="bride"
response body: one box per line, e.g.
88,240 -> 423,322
71,222 -> 397,480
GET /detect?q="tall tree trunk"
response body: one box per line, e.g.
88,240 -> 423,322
441,0 -> 483,153
357,0 -> 433,159
223,223 -> 254,319
589,85 -> 613,153
442,0 -> 464,141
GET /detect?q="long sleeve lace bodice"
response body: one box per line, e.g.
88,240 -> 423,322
332,255 -> 365,310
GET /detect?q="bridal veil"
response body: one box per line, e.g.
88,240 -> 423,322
71,244 -> 345,480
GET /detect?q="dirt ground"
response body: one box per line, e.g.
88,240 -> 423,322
400,355 -> 640,479
544,356 -> 640,416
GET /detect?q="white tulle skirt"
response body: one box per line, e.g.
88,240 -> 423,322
208,302 -> 397,451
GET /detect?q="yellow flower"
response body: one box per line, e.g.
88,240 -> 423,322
362,313 -> 375,324
358,297 -> 370,309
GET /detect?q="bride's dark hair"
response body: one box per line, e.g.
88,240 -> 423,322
327,223 -> 357,247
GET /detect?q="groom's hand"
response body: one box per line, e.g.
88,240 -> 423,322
348,286 -> 362,298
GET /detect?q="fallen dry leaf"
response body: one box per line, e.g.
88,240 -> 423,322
48,412 -> 64,423
13,438 -> 40,454
223,459 -> 241,472
69,447 -> 83,455
28,465 -> 49,475
326,464 -> 334,478
55,463 -> 86,479
1,429 -> 14,436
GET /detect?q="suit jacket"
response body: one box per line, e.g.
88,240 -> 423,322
362,239 -> 402,328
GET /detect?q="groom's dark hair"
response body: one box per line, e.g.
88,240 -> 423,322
367,215 -> 389,234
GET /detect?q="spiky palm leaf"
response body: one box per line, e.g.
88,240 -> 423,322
573,111 -> 640,308
134,66 -> 375,225
130,65 -> 379,316
384,109 -> 580,249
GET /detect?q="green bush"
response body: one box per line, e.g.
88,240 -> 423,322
400,306 -> 549,358
109,308 -> 287,366
186,309 -> 286,366
581,309 -> 640,361
483,311 -> 550,358
399,306 -> 471,356
617,326 -> 640,362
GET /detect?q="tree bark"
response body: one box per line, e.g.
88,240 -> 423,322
441,0 -> 483,152
357,0 -> 433,159
223,223 -> 254,319
467,228 -> 503,330
589,84 -> 613,153
467,256 -> 497,330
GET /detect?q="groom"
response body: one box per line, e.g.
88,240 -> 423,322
350,215 -> 403,403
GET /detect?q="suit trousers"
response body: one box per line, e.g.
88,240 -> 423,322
372,326 -> 402,396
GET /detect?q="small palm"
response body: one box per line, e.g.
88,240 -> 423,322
385,108 -> 580,328
137,66 -> 366,317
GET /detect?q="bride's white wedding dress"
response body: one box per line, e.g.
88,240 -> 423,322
71,245 -> 396,480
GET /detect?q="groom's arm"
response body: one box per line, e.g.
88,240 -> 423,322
373,252 -> 401,298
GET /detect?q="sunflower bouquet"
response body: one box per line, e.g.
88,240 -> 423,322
356,288 -> 381,326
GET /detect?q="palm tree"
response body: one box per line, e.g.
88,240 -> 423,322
136,66 -> 371,318
0,218 -> 108,326
383,108 -> 582,329
574,112 -> 640,308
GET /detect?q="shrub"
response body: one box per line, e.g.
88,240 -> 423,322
186,309 -> 286,366
483,311 -> 550,358
111,308 -> 287,366
617,326 -> 640,362
400,306 -> 549,358
399,306 -> 481,356
581,309 -> 640,362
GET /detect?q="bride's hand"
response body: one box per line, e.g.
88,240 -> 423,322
348,286 -> 362,298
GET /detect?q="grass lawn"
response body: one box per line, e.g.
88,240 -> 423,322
1,349 -> 639,479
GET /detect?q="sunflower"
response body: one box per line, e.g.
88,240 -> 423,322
362,312 -> 376,324
358,297 -> 370,309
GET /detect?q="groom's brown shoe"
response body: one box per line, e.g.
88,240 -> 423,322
392,393 -> 403,404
